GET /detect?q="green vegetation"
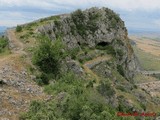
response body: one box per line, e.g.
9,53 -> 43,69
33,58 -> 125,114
117,65 -> 125,77
107,10 -> 121,28
71,9 -> 100,37
54,20 -> 61,28
71,9 -> 87,37
32,35 -> 65,82
40,15 -> 60,24
16,25 -> 22,32
96,45 -> 116,56
87,12 -> 100,33
20,72 -> 134,120
0,37 -> 8,53
20,71 -> 140,120
111,18 -> 117,28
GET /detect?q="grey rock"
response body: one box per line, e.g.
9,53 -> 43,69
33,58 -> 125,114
37,7 -> 138,80
30,75 -> 36,80
66,60 -> 84,75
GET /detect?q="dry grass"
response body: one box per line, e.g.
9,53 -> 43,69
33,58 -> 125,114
130,36 -> 160,56
130,36 -> 160,71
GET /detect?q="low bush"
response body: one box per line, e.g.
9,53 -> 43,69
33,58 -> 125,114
16,25 -> 22,32
36,72 -> 50,85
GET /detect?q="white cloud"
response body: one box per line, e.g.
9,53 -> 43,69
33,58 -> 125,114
1,0 -> 160,11
0,0 -> 160,32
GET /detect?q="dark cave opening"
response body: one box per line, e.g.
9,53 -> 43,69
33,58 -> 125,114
97,42 -> 110,47
77,42 -> 81,45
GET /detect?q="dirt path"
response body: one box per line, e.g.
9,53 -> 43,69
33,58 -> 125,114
0,29 -> 48,120
6,29 -> 26,54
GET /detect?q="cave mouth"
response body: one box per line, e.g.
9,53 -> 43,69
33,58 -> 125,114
97,42 -> 110,47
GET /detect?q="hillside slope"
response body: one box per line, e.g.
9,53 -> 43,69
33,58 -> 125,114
1,7 -> 160,120
0,30 -> 49,120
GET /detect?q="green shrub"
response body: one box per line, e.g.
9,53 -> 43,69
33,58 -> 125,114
16,25 -> 22,32
87,20 -> 98,33
54,20 -> 61,28
32,35 -> 65,75
110,18 -> 117,28
36,72 -> 49,85
0,37 -> 8,53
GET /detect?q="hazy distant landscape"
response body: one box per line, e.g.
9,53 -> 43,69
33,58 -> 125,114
0,26 -> 7,35
130,35 -> 160,71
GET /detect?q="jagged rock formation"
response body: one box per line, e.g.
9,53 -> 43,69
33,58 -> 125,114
37,7 -> 138,80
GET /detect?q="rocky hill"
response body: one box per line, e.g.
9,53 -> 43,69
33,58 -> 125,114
1,7 -> 160,120
37,7 -> 138,80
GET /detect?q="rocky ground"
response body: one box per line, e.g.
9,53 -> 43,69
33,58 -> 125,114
137,81 -> 160,97
0,29 -> 48,120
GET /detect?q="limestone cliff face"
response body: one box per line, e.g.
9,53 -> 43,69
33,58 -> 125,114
37,7 -> 138,80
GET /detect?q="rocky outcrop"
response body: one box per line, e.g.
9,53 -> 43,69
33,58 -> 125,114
37,7 -> 138,80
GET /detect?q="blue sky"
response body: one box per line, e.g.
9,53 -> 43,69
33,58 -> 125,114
0,0 -> 160,32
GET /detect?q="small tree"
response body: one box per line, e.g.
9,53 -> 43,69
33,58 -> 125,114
32,35 -> 64,76
16,25 -> 22,32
